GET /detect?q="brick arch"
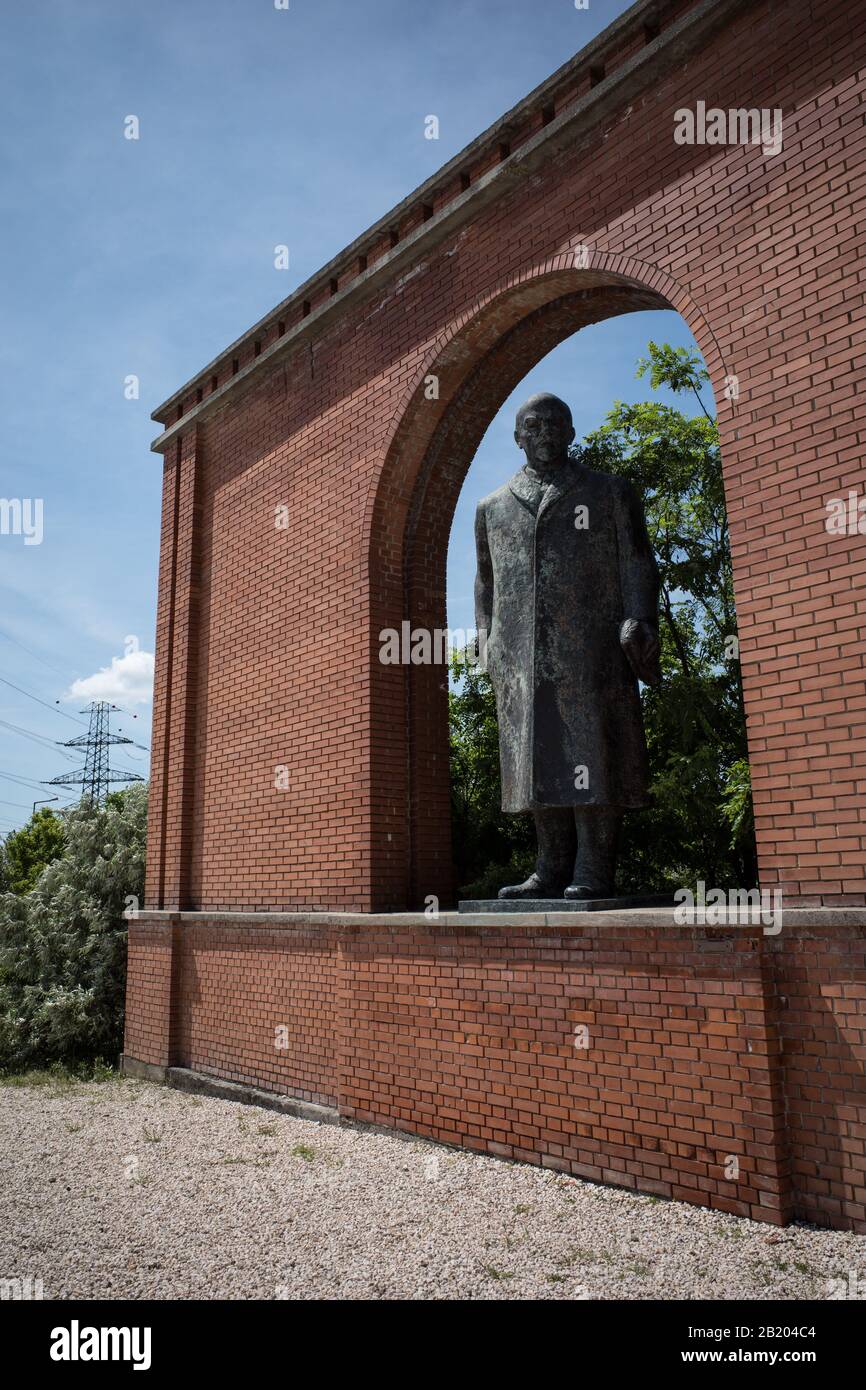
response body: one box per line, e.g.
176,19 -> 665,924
365,252 -> 730,558
367,258 -> 726,909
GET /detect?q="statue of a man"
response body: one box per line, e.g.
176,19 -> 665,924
474,392 -> 661,900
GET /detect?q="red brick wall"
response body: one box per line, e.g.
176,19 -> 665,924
772,925 -> 866,1229
124,922 -> 181,1070
143,0 -> 866,912
177,922 -> 340,1108
124,913 -> 866,1232
342,920 -> 790,1222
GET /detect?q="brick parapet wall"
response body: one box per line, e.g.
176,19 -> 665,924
124,912 -> 866,1231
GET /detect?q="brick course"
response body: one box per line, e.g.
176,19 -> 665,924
125,912 -> 866,1231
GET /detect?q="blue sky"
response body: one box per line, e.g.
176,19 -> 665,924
0,0 -> 709,834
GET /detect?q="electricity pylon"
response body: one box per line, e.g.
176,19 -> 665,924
46,701 -> 145,805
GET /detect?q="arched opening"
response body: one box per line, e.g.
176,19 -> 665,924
367,261 -> 743,911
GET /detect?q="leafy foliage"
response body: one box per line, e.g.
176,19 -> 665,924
0,784 -> 147,1073
449,649 -> 534,897
450,341 -> 756,896
636,340 -> 711,415
0,808 -> 67,895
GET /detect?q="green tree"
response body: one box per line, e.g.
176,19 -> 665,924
0,808 -> 67,895
449,648 -> 533,897
0,784 -> 148,1072
449,340 -> 756,896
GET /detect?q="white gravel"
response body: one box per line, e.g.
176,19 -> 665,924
1,1076 -> 864,1301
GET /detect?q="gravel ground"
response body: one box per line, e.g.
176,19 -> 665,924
1,1076 -> 864,1301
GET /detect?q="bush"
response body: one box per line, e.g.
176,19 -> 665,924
0,784 -> 147,1073
0,808 -> 66,894
459,849 -> 535,902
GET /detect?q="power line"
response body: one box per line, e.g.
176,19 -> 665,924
104,702 -> 151,753
0,718 -> 80,761
0,769 -> 57,792
0,674 -> 88,726
0,768 -> 77,797
0,647 -> 153,750
106,698 -> 145,721
0,625 -> 73,682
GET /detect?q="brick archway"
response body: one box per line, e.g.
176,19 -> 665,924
367,258 -> 728,908
140,0 -> 866,917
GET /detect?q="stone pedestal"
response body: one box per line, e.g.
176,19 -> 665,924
459,895 -> 676,913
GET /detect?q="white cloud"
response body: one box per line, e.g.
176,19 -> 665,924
65,648 -> 154,707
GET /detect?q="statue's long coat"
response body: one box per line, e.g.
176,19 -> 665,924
474,463 -> 659,812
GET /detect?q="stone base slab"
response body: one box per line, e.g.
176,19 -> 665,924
120,1056 -> 339,1126
459,894 -> 677,913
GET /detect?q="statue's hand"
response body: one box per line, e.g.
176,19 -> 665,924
620,618 -> 661,686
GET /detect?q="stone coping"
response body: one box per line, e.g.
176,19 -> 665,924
131,907 -> 866,930
459,894 -> 677,913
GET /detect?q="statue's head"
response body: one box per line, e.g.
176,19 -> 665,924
514,392 -> 575,470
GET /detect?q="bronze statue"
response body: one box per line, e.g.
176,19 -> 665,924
473,392 -> 661,900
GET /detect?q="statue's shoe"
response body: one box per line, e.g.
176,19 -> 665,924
564,882 -> 613,901
498,873 -> 567,900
